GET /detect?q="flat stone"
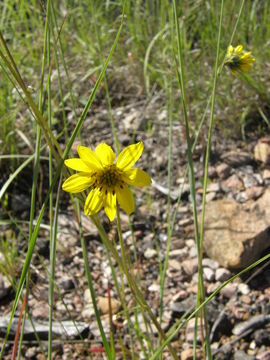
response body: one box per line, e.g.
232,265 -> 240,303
199,189 -> 270,269
169,248 -> 188,259
221,150 -> 253,167
0,316 -> 89,339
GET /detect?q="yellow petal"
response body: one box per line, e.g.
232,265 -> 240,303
62,173 -> 91,193
235,45 -> 243,54
84,188 -> 103,215
116,142 -> 144,170
116,185 -> 134,215
64,158 -> 92,172
104,190 -> 116,221
95,143 -> 116,165
77,145 -> 103,170
227,45 -> 233,54
123,168 -> 151,187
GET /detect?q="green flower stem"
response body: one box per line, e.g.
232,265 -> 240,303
94,212 -> 178,360
77,202 -> 112,360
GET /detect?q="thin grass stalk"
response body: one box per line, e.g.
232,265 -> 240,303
150,252 -> 270,359
47,3 -> 56,357
76,201 -> 112,360
107,286 -> 116,358
50,2 -> 78,119
172,0 -> 209,357
48,175 -> 61,360
198,2 -> 224,357
159,77 -> 173,322
17,3 -> 51,356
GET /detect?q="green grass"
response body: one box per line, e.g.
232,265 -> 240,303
0,0 -> 270,359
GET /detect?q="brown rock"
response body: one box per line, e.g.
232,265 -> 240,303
222,174 -> 243,192
254,140 -> 270,164
243,186 -> 264,201
200,189 -> 270,269
97,296 -> 121,315
181,348 -> 203,360
216,163 -> 231,179
182,258 -> 198,275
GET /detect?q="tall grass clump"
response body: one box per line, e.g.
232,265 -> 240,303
0,0 -> 270,359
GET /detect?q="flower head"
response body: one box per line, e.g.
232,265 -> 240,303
62,142 -> 151,221
225,45 -> 255,75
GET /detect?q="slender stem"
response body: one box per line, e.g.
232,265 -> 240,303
198,1 -> 224,358
98,210 -> 178,359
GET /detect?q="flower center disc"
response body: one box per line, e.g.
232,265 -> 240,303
97,165 -> 122,189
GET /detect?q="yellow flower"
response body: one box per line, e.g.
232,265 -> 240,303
62,142 -> 151,221
225,45 -> 255,75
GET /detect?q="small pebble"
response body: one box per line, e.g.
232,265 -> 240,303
202,258 -> 220,270
203,267 -> 215,282
144,248 -> 157,259
215,268 -> 231,282
238,283 -> 250,295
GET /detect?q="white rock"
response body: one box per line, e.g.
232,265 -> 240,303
189,246 -> 198,258
238,283 -> 250,295
202,258 -> 220,270
203,267 -> 215,282
144,248 -> 157,259
185,239 -> 195,248
148,283 -> 160,292
169,248 -> 188,259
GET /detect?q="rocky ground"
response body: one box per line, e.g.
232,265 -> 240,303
1,91 -> 270,359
